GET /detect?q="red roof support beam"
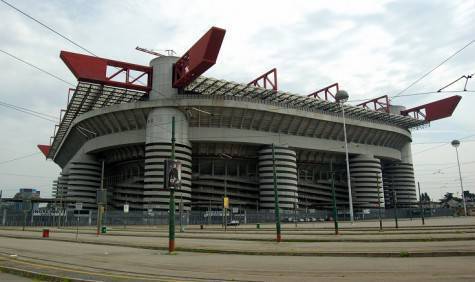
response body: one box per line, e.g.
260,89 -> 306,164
173,27 -> 226,88
60,51 -> 152,92
356,95 -> 390,113
37,145 -> 51,158
308,83 -> 339,102
400,95 -> 462,122
247,68 -> 278,91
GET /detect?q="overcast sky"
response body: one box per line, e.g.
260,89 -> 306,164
0,0 -> 474,201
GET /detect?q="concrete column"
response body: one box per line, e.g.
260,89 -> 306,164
400,142 -> 413,164
149,56 -> 179,100
349,155 -> 385,209
258,146 -> 298,210
144,108 -> 192,211
144,56 -> 191,211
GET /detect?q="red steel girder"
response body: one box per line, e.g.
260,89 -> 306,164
356,95 -> 390,113
60,51 -> 152,92
308,83 -> 339,101
400,95 -> 462,122
247,68 -> 278,91
37,145 -> 51,158
173,27 -> 226,88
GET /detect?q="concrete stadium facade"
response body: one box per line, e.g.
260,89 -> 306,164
50,55 -> 424,212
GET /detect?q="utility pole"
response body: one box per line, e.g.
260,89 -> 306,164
169,116 -> 176,253
179,193 -> 184,232
294,191 -> 298,228
376,173 -> 383,232
418,182 -> 425,225
330,162 -> 339,235
96,160 -> 105,235
393,190 -> 399,229
272,144 -> 282,242
224,162 -> 228,232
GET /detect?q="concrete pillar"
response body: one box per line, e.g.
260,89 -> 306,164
349,155 -> 385,209
258,146 -> 298,210
144,108 -> 192,211
400,142 -> 413,164
144,56 -> 192,211
149,56 -> 179,100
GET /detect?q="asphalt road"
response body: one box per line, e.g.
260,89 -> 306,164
1,237 -> 475,281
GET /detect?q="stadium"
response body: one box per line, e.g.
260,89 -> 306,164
39,27 -> 461,213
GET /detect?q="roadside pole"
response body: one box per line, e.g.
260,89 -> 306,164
376,173 -> 383,232
272,144 -> 282,242
418,182 -> 425,225
96,160 -> 105,236
179,194 -> 184,232
393,190 -> 399,229
169,116 -> 176,253
330,162 -> 339,235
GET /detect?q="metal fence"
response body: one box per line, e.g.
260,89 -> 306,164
0,207 -> 456,228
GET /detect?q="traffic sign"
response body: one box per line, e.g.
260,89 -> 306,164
75,202 -> 83,210
123,204 -> 129,213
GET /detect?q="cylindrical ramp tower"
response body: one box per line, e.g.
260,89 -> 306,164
65,155 -> 101,210
258,146 -> 298,209
383,163 -> 417,207
383,142 -> 417,207
144,108 -> 192,211
349,155 -> 385,209
143,55 -> 192,211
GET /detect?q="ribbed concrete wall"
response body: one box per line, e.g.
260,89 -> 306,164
349,155 -> 385,209
144,107 -> 191,211
65,158 -> 100,209
192,175 -> 259,209
143,142 -> 192,210
382,162 -> 417,207
258,146 -> 297,209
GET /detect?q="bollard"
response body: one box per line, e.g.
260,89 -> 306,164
200,224 -> 204,230
42,229 -> 50,238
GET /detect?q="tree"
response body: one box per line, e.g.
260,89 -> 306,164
420,192 -> 431,203
440,192 -> 455,204
463,190 -> 475,202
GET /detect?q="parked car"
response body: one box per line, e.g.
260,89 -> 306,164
228,220 -> 240,226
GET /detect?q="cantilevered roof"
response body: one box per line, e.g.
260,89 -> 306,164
47,82 -> 147,159
185,76 -> 427,129
48,76 -> 426,160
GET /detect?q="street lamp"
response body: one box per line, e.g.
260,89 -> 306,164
219,153 -> 232,231
335,90 -> 354,223
451,140 -> 467,216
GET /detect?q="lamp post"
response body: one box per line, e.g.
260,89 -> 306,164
220,153 -> 232,232
451,140 -> 467,216
335,90 -> 354,223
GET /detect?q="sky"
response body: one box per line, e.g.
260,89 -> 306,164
0,0 -> 474,201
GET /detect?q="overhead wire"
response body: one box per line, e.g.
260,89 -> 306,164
0,101 -> 57,122
0,49 -> 75,87
392,39 -> 475,98
0,152 -> 40,165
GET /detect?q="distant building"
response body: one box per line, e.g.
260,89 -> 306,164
12,188 -> 41,210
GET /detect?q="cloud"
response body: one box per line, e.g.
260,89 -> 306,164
0,0 -> 474,201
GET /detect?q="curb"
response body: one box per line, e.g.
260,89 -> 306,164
0,265 -> 99,282
1,234 -> 475,258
